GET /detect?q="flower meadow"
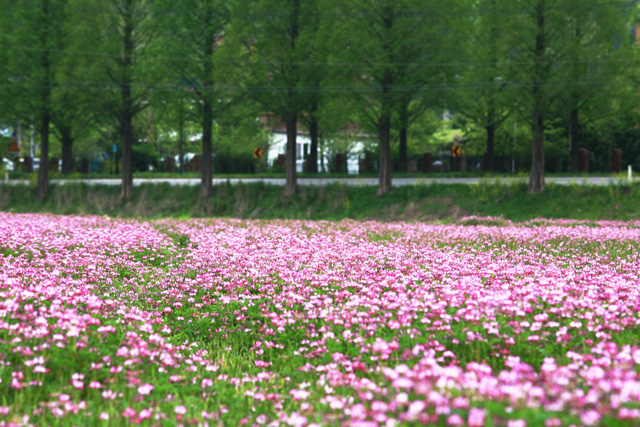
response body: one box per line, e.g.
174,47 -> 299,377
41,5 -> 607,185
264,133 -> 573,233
2,213 -> 640,427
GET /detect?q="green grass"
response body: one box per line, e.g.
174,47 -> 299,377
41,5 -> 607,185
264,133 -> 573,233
2,180 -> 640,220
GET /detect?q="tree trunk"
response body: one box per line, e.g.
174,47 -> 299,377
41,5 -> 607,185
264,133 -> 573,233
569,108 -> 579,174
179,93 -> 184,174
378,113 -> 392,195
485,123 -> 495,172
283,0 -> 299,196
199,10 -> 215,196
36,110 -> 50,200
528,0 -> 546,193
378,66 -> 393,195
529,110 -> 545,192
308,103 -> 319,174
61,132 -> 73,174
120,0 -> 134,199
377,7 -> 394,194
398,100 -> 408,172
36,0 -> 51,200
285,114 -> 297,196
200,99 -> 213,197
569,18 -> 581,174
121,112 -> 134,198
484,95 -> 496,172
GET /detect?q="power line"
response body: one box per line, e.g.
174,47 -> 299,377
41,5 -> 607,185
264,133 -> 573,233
1,43 -> 638,67
2,76 -> 635,94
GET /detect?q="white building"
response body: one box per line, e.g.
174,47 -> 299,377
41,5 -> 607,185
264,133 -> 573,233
267,131 -> 367,174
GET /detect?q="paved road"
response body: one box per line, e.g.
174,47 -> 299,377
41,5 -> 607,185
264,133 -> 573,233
4,176 -> 636,187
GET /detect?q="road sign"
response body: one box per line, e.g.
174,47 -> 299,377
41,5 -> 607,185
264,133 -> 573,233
451,145 -> 461,158
8,140 -> 19,153
253,147 -> 262,159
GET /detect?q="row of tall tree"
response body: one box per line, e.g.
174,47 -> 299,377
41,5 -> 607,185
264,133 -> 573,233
0,0 -> 637,198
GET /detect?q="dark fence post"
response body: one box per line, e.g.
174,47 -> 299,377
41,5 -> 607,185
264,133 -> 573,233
612,149 -> 622,173
166,156 -> 175,173
578,149 -> 589,173
423,153 -> 432,173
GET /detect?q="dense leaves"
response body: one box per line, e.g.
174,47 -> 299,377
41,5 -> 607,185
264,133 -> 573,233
0,1 -> 638,195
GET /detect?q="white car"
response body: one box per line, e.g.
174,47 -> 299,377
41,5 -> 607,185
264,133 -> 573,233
2,158 -> 14,172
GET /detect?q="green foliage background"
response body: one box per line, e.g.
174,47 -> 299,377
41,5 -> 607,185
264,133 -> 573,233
1,0 -> 639,175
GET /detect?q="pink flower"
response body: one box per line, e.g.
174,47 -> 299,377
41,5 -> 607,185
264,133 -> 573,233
175,405 -> 187,415
138,408 -> 152,421
137,383 -> 154,395
408,401 -> 426,417
451,397 -> 469,409
396,393 -> 409,404
581,410 -> 601,426
116,346 -> 129,357
286,412 -> 307,427
392,378 -> 414,389
447,414 -> 464,426
290,389 -> 311,400
350,404 -> 366,420
122,407 -> 136,418
102,390 -> 117,400
468,408 -> 485,427
99,412 -> 109,420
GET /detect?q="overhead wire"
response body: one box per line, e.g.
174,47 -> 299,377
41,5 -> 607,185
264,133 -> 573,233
2,76 -> 636,93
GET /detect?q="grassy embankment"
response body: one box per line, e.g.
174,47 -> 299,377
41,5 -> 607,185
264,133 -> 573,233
1,179 -> 640,221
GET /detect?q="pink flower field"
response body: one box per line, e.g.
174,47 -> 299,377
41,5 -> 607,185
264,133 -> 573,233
1,213 -> 640,426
